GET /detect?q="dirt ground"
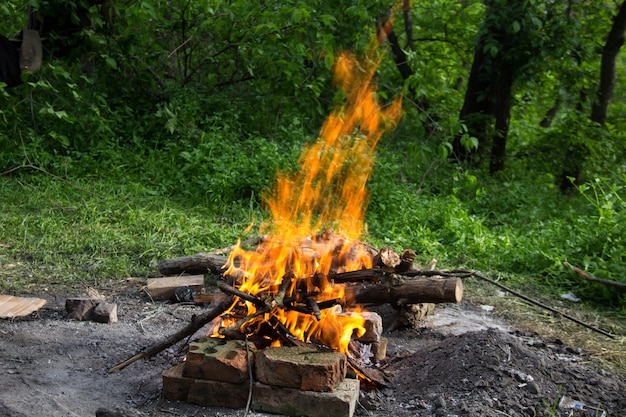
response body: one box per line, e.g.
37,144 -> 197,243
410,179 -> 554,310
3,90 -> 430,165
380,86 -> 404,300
1,282 -> 624,417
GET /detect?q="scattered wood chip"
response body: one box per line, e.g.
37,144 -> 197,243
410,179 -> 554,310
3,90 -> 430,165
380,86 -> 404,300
0,295 -> 46,318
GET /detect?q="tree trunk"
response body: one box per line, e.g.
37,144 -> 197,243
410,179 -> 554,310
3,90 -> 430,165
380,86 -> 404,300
540,98 -> 561,128
454,40 -> 493,163
591,0 -> 626,125
489,61 -> 514,174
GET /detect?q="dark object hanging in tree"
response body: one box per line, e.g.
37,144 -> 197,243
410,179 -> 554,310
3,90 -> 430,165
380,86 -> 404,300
0,28 -> 42,88
0,35 -> 22,87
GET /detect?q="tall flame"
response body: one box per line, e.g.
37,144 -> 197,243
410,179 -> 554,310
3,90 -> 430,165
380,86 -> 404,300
221,34 -> 403,354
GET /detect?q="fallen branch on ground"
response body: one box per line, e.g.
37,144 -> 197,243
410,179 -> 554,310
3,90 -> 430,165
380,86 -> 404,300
564,262 -> 626,291
109,295 -> 233,372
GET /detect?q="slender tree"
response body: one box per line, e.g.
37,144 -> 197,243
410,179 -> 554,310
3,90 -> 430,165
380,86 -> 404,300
452,0 -> 563,174
453,0 -> 533,173
591,0 -> 626,125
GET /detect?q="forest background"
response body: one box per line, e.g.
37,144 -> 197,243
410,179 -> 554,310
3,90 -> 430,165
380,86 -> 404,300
1,0 -> 625,360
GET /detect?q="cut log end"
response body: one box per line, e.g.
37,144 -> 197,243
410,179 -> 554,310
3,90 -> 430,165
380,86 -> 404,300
452,277 -> 463,303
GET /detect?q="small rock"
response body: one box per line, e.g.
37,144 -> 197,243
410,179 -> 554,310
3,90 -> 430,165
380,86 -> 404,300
560,292 -> 581,302
92,302 -> 118,324
433,395 -> 447,409
525,381 -> 541,395
459,400 -> 470,412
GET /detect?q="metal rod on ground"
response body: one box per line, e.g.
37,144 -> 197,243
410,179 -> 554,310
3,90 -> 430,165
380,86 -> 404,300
460,269 -> 615,339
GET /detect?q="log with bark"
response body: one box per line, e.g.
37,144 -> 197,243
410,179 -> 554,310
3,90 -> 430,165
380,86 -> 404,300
157,252 -> 229,276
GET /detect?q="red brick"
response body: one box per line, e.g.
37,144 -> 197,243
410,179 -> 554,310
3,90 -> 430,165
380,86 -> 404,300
162,363 -> 193,401
162,362 -> 249,408
183,337 -> 252,383
254,346 -> 346,392
187,378 -> 249,408
252,378 -> 359,417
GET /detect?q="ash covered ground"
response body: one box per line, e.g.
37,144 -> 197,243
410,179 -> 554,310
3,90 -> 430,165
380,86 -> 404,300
0,286 -> 624,417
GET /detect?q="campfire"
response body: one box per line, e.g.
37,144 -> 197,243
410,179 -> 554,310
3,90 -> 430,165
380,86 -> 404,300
213,21 -> 403,356
112,25 -> 463,417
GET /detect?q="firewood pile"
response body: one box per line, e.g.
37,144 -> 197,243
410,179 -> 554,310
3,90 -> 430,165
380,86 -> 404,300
155,234 -> 462,361
158,234 -> 462,311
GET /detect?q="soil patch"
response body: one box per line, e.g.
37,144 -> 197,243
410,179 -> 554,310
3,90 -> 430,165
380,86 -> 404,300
0,290 -> 624,417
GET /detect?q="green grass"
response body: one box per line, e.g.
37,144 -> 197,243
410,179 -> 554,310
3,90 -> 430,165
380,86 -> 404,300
0,168 -> 260,291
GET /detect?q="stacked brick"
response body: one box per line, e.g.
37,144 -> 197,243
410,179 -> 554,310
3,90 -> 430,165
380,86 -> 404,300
163,338 -> 359,417
162,311 -> 386,417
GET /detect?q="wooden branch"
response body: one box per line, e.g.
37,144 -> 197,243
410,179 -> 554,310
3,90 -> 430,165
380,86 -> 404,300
218,306 -> 271,336
268,316 -> 311,348
217,281 -> 266,308
347,356 -> 390,388
462,269 -> 615,339
306,298 -> 321,321
275,272 -> 294,306
330,269 -> 385,283
283,298 -> 341,317
564,262 -> 626,290
109,295 -> 233,372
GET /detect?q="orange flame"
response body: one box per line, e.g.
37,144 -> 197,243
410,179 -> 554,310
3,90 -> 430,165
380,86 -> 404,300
220,32 -> 402,354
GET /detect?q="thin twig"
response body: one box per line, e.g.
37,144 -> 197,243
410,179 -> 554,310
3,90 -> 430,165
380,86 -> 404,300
217,281 -> 266,308
109,296 -> 233,372
219,307 -> 271,336
168,35 -> 195,59
462,269 -> 615,339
